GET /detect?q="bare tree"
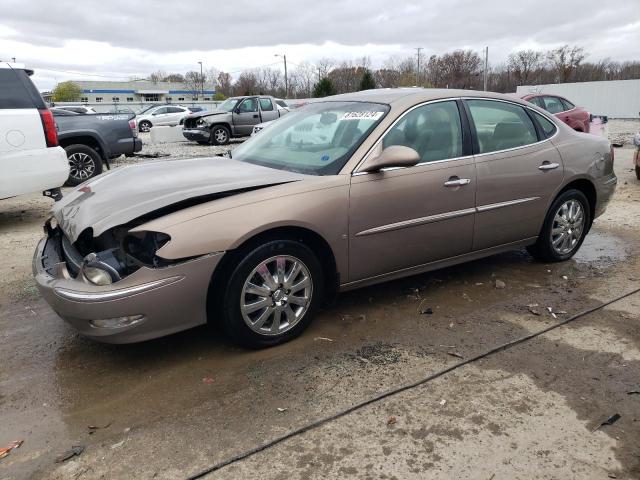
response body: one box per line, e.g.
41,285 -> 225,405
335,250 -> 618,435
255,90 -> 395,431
149,70 -> 167,83
507,50 -> 543,85
184,71 -> 206,95
547,45 -> 585,83
233,71 -> 259,96
217,72 -> 232,97
164,73 -> 185,83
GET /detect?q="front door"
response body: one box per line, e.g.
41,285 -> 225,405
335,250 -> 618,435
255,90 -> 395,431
348,100 -> 476,282
233,97 -> 260,136
151,106 -> 170,125
464,98 -> 564,250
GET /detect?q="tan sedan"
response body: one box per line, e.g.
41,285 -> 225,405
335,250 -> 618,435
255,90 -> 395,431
33,89 -> 617,348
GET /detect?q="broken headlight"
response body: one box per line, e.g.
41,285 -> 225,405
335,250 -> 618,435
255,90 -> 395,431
123,231 -> 171,266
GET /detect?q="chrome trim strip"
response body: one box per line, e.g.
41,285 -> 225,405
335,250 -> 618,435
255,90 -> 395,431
476,197 -> 539,212
54,276 -> 184,302
356,197 -> 539,237
355,208 -> 476,236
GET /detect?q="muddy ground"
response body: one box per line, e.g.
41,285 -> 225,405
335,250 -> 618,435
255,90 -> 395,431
0,148 -> 639,480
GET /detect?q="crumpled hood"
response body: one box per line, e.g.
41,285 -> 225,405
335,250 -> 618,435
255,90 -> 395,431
53,157 -> 306,242
186,109 -> 228,120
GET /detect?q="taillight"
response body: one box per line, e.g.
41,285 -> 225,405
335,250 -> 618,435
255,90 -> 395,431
38,109 -> 59,147
129,119 -> 138,137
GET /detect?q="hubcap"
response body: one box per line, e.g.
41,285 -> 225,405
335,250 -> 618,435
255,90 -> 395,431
214,128 -> 227,143
550,199 -> 585,255
68,152 -> 96,181
240,255 -> 313,336
140,122 -> 150,132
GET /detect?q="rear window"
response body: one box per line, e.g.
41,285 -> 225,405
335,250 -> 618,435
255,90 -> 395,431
561,98 -> 575,110
531,111 -> 557,139
0,69 -> 46,109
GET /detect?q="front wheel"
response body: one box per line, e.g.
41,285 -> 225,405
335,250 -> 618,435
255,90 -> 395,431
527,189 -> 591,262
219,240 -> 324,349
65,144 -> 103,186
210,125 -> 230,145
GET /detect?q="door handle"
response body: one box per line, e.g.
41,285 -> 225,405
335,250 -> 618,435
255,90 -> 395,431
539,162 -> 560,171
253,114 -> 259,118
444,178 -> 471,187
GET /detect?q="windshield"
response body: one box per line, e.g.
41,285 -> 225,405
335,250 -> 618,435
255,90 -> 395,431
233,101 -> 389,175
217,98 -> 241,112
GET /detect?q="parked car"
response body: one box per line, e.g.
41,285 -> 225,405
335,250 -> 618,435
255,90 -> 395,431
1,63 -> 68,200
182,96 -> 287,145
52,105 -> 97,115
53,110 -> 142,185
33,89 -> 616,348
521,93 -> 590,133
136,105 -> 190,132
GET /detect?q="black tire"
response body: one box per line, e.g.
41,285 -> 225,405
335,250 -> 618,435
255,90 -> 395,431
139,120 -> 152,133
210,125 -> 230,145
219,239 -> 324,349
527,189 -> 591,262
65,144 -> 103,186
636,165 -> 640,181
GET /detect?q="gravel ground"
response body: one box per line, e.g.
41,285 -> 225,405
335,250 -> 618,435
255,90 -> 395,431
607,118 -> 640,146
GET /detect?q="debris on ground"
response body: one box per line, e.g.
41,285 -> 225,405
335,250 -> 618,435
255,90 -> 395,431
546,306 -> 558,319
387,416 -> 397,426
276,407 -> 287,413
87,422 -> 111,434
494,280 -> 506,289
202,377 -> 214,384
110,440 -> 126,450
134,152 -> 170,158
592,413 -> 621,432
439,399 -> 447,406
0,440 -> 23,460
55,445 -> 84,463
527,304 -> 541,316
420,307 -> 433,315
627,390 -> 640,395
314,337 -> 334,342
447,352 -> 464,359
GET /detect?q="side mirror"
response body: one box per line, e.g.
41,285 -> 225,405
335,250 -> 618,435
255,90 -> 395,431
358,145 -> 420,173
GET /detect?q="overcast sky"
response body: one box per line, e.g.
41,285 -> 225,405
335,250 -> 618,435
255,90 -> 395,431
1,0 -> 638,91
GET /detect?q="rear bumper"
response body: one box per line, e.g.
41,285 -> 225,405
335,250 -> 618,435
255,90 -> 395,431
32,230 -> 224,343
183,128 -> 210,142
133,137 -> 143,152
595,174 -> 617,219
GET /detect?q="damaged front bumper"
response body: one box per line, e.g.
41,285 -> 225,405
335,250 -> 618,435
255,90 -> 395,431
32,227 -> 223,343
182,128 -> 211,142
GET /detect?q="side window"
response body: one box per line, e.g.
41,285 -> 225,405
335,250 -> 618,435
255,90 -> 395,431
238,98 -> 258,113
561,98 -> 575,110
167,107 -> 183,113
466,99 -> 538,153
543,96 -> 565,114
532,111 -> 557,139
154,107 -> 168,115
383,101 -> 463,163
529,96 -> 546,109
259,98 -> 274,111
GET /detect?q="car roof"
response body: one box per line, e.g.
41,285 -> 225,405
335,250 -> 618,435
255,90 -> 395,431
0,62 -> 34,75
325,88 -> 531,108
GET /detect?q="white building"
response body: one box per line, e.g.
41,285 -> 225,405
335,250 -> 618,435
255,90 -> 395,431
516,79 -> 640,118
73,80 -> 216,104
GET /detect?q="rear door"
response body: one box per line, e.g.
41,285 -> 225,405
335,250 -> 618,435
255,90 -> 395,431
348,100 -> 476,282
465,98 -> 563,250
232,97 -> 260,136
166,106 -> 187,125
259,98 -> 279,122
151,106 -> 170,125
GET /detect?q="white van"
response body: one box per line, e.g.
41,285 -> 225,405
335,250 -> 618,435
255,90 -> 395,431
0,63 -> 69,200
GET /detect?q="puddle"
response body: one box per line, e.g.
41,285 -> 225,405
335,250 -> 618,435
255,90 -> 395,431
573,231 -> 628,266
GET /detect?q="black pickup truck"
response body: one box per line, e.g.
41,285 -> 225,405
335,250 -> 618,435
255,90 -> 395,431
51,108 -> 142,185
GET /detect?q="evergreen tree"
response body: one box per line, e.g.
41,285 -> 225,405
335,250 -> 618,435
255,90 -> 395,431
359,70 -> 376,90
313,77 -> 337,97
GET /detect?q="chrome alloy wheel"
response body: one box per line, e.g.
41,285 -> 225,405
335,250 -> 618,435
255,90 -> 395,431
550,199 -> 585,255
213,128 -> 228,143
241,255 -> 313,336
68,152 -> 96,181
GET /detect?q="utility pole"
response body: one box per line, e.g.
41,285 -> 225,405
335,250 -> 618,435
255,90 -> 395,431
483,46 -> 488,91
275,54 -> 288,98
197,61 -> 204,99
11,57 -> 16,63
414,47 -> 423,86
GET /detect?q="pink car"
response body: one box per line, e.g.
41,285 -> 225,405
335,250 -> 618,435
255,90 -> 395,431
521,94 -> 590,133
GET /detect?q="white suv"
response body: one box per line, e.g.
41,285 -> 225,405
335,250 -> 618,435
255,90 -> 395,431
0,63 -> 69,199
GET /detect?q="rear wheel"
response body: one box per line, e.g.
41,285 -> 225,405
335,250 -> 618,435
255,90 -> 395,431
139,120 -> 152,133
210,125 -> 230,145
527,189 -> 590,262
219,240 -> 324,349
65,144 -> 103,186
636,165 -> 640,180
